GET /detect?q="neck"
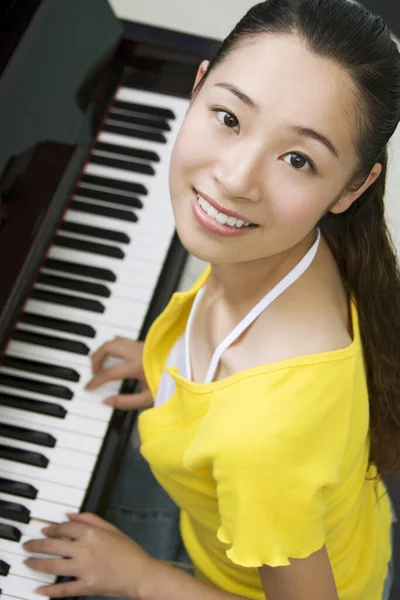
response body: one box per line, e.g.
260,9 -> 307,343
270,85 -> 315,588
207,229 -> 318,310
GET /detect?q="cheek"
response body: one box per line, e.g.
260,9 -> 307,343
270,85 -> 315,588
169,111 -> 214,186
268,178 -> 325,229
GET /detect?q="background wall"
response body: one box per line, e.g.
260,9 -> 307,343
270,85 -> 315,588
109,0 -> 400,252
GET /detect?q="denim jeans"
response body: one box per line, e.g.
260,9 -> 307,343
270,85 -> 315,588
94,425 -> 394,599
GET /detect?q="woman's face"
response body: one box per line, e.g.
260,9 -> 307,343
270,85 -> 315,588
169,34 -> 378,264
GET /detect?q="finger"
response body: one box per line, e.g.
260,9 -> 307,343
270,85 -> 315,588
90,338 -> 134,373
103,389 -> 153,410
35,579 -> 83,598
85,362 -> 134,390
67,512 -> 118,532
39,520 -> 86,540
23,538 -> 73,557
24,557 -> 75,576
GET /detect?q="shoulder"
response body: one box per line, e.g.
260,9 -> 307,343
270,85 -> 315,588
223,292 -> 354,376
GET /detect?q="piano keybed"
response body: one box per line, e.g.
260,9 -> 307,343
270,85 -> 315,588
0,86 -> 189,599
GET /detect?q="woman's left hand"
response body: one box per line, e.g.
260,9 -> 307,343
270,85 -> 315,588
23,512 -> 155,598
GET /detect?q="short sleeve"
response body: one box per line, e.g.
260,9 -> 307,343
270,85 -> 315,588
209,360 -> 357,568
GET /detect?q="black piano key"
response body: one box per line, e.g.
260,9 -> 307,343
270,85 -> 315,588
0,477 -> 38,499
38,273 -> 111,299
0,423 -> 56,448
95,141 -> 160,163
70,199 -> 137,223
53,234 -> 124,260
107,110 -> 171,132
31,289 -> 105,314
0,559 -> 10,576
80,173 -> 147,196
60,221 -> 130,244
90,154 -> 155,176
0,499 -> 30,524
0,393 -> 67,419
0,522 -> 21,542
103,122 -> 167,144
0,374 -> 73,400
112,99 -> 175,120
75,186 -> 142,209
14,330 -> 90,356
21,311 -> 96,338
44,257 -> 116,283
0,444 -> 48,468
2,356 -> 80,383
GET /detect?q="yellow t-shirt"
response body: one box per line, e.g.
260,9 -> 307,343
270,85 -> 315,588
138,266 -> 392,600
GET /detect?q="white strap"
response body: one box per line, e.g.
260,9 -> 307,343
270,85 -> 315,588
185,228 -> 321,383
184,285 -> 205,381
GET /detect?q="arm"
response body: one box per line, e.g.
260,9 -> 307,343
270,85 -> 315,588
137,545 -> 339,600
258,546 -> 339,600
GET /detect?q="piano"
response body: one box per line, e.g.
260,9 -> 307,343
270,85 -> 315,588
0,1 -> 220,598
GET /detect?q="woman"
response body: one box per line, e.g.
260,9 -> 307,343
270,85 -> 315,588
24,1 -> 400,598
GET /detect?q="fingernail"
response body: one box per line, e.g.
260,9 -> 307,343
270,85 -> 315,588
35,587 -> 46,595
103,397 -> 115,406
41,527 -> 50,534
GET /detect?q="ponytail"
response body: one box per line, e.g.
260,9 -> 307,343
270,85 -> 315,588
320,150 -> 400,476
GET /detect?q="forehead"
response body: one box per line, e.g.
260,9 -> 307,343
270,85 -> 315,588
205,34 -> 358,158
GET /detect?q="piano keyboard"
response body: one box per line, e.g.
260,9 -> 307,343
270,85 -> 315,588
0,87 -> 189,599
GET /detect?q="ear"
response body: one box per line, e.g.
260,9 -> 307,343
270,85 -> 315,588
330,162 -> 383,214
192,60 -> 210,93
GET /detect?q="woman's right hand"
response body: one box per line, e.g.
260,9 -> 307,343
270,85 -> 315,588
85,337 -> 153,411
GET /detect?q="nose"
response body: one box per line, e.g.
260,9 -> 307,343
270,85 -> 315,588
212,141 -> 263,202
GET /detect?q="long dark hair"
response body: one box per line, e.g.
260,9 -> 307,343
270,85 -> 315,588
193,0 -> 400,478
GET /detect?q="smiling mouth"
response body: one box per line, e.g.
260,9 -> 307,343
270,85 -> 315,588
194,189 -> 258,229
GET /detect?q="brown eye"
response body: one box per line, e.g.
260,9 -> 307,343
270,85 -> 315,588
213,109 -> 240,132
291,154 -> 307,169
223,113 -> 238,128
283,152 -> 314,173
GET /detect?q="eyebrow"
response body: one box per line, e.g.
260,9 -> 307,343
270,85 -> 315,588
214,81 -> 340,160
214,82 -> 259,110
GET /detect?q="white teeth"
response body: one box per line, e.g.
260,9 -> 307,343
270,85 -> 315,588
216,212 -> 229,225
201,199 -> 211,212
196,194 -> 251,228
207,206 -> 218,219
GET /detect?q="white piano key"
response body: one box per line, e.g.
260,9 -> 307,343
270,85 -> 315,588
115,86 -> 189,116
98,130 -> 167,153
1,572 -> 52,600
38,268 -> 153,303
0,458 -> 89,489
32,282 -> 149,319
0,381 -> 112,422
0,409 -> 101,455
0,406 -> 108,440
48,244 -> 164,288
0,469 -> 84,507
1,516 -> 44,539
22,299 -> 146,338
56,223 -> 173,268
0,437 -> 96,474
0,522 -> 58,583
7,552 -> 55,585
64,208 -> 173,249
15,322 -> 139,359
84,162 -> 155,188
0,492 -> 76,524
0,359 -> 118,396
7,338 -> 91,370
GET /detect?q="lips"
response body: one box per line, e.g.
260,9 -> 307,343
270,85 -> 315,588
194,188 -> 256,225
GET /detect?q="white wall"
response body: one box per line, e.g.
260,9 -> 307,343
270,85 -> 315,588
109,0 -> 400,252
